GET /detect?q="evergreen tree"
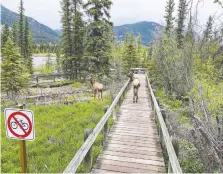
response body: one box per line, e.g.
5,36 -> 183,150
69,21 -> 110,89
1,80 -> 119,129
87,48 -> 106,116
1,38 -> 28,94
18,0 -> 25,56
176,0 -> 187,48
55,46 -> 61,73
203,16 -> 213,40
23,17 -> 33,74
164,0 -> 175,35
1,24 -> 10,46
24,17 -> 29,58
71,0 -> 85,78
60,0 -> 73,73
84,0 -> 113,75
122,32 -> 138,72
11,22 -> 19,44
185,14 -> 194,42
27,30 -> 34,74
45,52 -> 54,74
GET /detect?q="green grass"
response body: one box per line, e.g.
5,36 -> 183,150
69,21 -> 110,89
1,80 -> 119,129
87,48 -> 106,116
1,96 -> 112,173
72,82 -> 81,88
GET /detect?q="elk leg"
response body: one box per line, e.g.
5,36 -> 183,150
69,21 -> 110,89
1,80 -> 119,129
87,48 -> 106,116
101,90 -> 103,101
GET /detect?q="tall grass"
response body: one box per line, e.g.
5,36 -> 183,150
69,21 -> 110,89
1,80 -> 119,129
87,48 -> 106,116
1,96 -> 111,173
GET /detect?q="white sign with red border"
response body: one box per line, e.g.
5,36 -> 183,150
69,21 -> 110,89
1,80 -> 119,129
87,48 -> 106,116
4,108 -> 35,141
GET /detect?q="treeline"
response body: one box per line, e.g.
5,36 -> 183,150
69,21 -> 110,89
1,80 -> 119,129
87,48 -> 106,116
33,43 -> 59,54
58,0 -> 149,79
58,0 -> 113,79
1,0 -> 33,95
148,0 -> 223,172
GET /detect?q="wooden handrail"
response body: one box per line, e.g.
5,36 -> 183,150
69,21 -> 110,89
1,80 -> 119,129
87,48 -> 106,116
63,79 -> 130,173
146,75 -> 182,174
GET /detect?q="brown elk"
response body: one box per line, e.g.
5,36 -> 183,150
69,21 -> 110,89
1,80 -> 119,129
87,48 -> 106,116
126,71 -> 134,82
132,76 -> 140,103
90,77 -> 103,100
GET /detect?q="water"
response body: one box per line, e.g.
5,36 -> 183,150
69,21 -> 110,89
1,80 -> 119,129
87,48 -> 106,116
32,56 -> 56,68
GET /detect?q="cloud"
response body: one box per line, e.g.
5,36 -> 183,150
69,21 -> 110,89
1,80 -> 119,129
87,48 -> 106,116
2,0 -> 222,29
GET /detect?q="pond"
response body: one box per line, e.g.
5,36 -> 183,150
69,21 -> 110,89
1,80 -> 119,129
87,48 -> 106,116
32,56 -> 56,68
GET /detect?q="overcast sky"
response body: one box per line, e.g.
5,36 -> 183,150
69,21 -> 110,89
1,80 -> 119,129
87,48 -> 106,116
1,0 -> 223,30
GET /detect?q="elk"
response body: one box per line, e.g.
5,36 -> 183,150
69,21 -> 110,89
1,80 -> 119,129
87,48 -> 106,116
126,71 -> 134,82
90,77 -> 103,100
132,76 -> 140,103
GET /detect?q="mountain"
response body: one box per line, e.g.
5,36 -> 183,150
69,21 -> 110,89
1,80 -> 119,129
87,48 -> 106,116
1,5 -> 60,43
113,21 -> 163,45
1,5 -> 162,45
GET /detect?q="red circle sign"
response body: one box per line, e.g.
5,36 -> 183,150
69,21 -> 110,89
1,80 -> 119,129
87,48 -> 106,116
7,111 -> 33,138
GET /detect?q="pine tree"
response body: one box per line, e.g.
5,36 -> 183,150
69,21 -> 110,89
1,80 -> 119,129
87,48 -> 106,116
1,24 -> 10,47
11,22 -> 19,44
18,0 -> 25,56
60,0 -> 73,73
1,38 -> 28,94
176,0 -> 187,48
164,0 -> 175,35
84,0 -> 113,75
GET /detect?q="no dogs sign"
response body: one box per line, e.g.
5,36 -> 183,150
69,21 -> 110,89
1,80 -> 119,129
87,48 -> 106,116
4,108 -> 35,140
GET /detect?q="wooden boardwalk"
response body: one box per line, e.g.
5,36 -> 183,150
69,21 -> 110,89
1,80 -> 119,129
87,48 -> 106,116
92,74 -> 165,173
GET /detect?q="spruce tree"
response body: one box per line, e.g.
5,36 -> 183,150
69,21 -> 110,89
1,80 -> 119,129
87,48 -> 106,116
60,0 -> 73,73
1,24 -> 10,46
45,52 -> 54,74
23,17 -> 33,74
176,0 -> 187,48
1,38 -> 28,94
185,14 -> 194,42
55,46 -> 61,73
203,16 -> 213,40
71,0 -> 85,78
84,0 -> 113,75
11,22 -> 19,44
164,0 -> 175,35
122,32 -> 138,73
18,0 -> 25,56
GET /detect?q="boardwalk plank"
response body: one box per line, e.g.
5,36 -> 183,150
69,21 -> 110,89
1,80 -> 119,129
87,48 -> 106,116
95,159 -> 165,172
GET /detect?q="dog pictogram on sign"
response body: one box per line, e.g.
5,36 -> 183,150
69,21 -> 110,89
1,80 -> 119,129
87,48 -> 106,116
4,108 -> 35,140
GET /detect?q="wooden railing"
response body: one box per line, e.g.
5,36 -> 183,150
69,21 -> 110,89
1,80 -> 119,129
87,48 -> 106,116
146,75 -> 182,173
63,78 -> 130,173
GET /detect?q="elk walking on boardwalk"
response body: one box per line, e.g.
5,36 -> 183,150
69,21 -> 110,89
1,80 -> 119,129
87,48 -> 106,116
132,76 -> 140,103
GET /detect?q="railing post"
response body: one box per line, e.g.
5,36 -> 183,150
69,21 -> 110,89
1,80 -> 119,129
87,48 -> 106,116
112,95 -> 117,121
103,106 -> 109,145
83,128 -> 93,173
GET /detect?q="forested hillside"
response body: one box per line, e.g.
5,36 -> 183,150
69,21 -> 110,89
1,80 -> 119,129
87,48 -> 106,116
113,21 -> 163,45
1,5 -> 60,43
